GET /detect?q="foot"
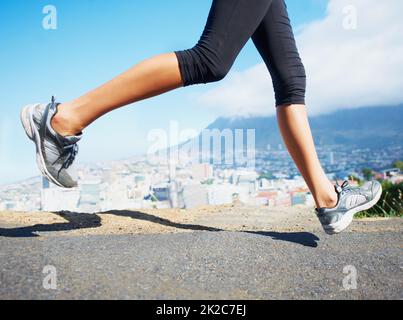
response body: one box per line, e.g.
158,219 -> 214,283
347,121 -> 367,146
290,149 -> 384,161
20,96 -> 82,188
316,180 -> 382,235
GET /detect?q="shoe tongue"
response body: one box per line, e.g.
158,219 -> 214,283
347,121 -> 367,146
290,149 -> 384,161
334,184 -> 343,194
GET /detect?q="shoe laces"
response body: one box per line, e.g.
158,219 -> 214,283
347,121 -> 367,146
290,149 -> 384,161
53,143 -> 79,177
61,143 -> 79,169
336,180 -> 365,197
49,96 -> 79,177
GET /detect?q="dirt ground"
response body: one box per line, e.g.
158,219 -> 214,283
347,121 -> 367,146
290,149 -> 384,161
1,204 -> 401,237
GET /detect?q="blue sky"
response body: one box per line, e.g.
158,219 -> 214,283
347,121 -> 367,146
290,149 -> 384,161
0,0 -> 328,184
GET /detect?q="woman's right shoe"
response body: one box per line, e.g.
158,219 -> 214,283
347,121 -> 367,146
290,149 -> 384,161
316,180 -> 382,235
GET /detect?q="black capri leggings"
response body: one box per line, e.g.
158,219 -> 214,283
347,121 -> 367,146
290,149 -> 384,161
175,0 -> 306,106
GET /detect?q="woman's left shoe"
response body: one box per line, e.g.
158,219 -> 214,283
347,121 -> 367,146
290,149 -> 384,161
20,96 -> 82,188
316,180 -> 382,235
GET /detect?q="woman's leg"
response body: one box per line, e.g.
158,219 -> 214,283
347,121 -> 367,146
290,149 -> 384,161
277,106 -> 337,208
52,53 -> 183,136
252,0 -> 337,208
53,0 -> 275,137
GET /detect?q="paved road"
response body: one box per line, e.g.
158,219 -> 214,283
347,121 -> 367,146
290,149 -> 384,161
0,224 -> 402,299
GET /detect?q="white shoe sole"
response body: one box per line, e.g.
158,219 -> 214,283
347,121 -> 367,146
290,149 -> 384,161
20,104 -> 68,188
324,185 -> 383,235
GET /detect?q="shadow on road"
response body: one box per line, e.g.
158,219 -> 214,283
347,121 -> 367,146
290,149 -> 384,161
102,210 -> 223,232
0,211 -> 319,248
0,212 -> 102,237
0,210 -> 222,238
245,231 -> 320,247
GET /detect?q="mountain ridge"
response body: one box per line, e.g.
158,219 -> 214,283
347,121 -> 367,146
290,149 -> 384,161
206,104 -> 403,149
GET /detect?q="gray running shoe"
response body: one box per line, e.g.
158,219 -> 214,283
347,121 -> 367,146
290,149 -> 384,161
316,180 -> 382,235
20,97 -> 82,188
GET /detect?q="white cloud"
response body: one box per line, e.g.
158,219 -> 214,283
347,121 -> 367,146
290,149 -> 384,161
198,0 -> 403,117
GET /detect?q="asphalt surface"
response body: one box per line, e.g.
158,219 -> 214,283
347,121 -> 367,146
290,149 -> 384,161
0,225 -> 402,299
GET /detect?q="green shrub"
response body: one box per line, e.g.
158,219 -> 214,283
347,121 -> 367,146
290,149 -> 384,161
356,181 -> 403,218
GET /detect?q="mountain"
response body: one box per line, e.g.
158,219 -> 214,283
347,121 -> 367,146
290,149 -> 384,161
205,105 -> 403,150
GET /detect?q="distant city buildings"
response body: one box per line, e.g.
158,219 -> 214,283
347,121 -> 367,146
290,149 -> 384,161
0,144 -> 402,212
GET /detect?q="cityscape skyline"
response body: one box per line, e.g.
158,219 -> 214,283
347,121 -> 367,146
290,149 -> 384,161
1,141 -> 401,213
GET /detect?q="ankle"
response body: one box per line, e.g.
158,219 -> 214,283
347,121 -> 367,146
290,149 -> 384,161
315,188 -> 338,209
51,103 -> 83,136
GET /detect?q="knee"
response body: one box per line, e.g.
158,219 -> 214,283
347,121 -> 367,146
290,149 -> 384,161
206,61 -> 231,83
273,66 -> 307,106
176,44 -> 233,86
